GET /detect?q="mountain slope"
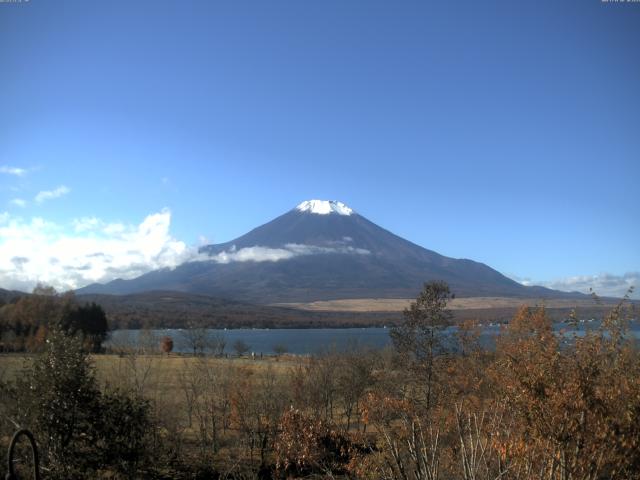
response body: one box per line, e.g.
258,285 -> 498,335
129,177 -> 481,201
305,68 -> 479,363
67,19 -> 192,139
0,288 -> 26,304
76,290 -> 395,329
78,200 -> 578,303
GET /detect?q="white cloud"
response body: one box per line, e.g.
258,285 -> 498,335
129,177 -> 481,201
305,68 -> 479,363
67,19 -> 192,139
9,198 -> 27,208
207,243 -> 370,264
72,216 -> 102,232
103,223 -> 125,235
35,185 -> 70,203
210,246 -> 295,264
0,209 -> 193,291
286,243 -> 370,256
543,273 -> 638,299
0,166 -> 27,176
511,272 -> 639,299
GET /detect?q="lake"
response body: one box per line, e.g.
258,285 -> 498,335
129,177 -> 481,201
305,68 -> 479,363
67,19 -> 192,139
107,320 -> 640,355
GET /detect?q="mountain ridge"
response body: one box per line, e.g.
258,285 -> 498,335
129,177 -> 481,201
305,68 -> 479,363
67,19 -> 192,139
77,200 -> 585,303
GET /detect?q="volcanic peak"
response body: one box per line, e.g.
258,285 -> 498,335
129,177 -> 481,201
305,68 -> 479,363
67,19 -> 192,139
295,200 -> 353,216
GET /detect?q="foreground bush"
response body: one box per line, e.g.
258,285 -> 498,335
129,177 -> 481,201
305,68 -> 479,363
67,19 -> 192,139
8,329 -> 152,479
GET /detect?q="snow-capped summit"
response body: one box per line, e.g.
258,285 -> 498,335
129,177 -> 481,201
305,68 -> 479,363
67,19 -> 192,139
296,200 -> 353,216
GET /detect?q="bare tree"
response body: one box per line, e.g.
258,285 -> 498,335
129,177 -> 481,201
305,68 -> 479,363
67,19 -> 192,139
390,280 -> 453,412
272,343 -> 287,358
233,339 -> 250,357
305,353 -> 339,422
335,347 -> 376,431
181,323 -> 208,356
455,402 -> 516,480
179,357 -> 235,458
208,332 -> 227,357
362,393 -> 441,480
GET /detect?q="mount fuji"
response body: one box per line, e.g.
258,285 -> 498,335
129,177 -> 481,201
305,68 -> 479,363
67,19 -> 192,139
78,200 -> 573,303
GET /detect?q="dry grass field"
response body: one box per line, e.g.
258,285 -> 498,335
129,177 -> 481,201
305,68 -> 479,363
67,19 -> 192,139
0,352 -> 301,417
273,296 -> 622,312
0,352 -> 298,384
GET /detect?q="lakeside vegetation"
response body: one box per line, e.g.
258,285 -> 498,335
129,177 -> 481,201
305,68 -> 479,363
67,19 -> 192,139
1,287 -> 621,337
0,282 -> 638,479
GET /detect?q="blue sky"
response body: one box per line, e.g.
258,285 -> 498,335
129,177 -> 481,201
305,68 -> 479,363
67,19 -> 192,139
0,0 -> 638,297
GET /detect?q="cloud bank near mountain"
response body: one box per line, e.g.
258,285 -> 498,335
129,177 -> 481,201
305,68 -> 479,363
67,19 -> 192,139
206,243 -> 370,264
0,209 -> 192,292
512,272 -> 639,299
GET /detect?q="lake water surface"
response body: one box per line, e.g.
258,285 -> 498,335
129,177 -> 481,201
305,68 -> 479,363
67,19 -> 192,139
107,321 -> 640,355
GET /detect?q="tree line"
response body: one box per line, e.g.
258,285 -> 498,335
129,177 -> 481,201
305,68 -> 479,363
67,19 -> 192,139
0,285 -> 109,353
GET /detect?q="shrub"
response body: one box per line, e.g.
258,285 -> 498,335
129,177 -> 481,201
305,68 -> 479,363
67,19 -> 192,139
160,335 -> 174,354
15,329 -> 101,478
13,328 -> 153,479
274,407 -> 355,477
